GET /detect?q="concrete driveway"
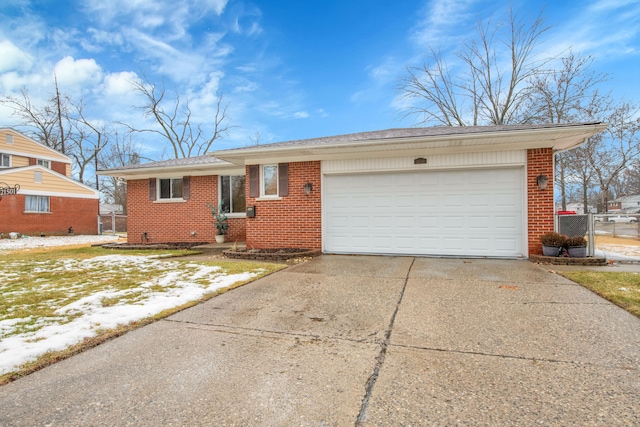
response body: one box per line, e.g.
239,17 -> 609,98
0,256 -> 638,426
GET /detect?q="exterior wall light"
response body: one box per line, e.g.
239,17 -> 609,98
303,181 -> 313,196
537,174 -> 549,190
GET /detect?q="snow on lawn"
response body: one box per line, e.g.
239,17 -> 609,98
0,235 -> 119,251
596,244 -> 640,261
0,254 -> 261,376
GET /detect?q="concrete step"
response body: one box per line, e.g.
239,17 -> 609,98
192,241 -> 246,255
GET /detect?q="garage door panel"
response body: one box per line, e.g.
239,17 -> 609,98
324,168 -> 523,257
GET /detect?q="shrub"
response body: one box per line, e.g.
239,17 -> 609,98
566,236 -> 587,247
540,232 -> 567,247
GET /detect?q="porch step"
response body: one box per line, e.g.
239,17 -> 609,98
192,241 -> 246,255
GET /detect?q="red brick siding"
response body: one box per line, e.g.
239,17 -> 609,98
127,175 -> 246,244
27,158 -> 67,176
245,161 -> 321,249
0,195 -> 98,235
527,148 -> 554,256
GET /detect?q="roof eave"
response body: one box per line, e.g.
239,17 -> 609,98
212,123 -> 608,165
97,161 -> 245,180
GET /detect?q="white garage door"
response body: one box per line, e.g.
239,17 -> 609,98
323,168 -> 524,257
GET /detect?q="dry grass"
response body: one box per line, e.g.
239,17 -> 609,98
0,245 -> 287,385
560,271 -> 640,319
593,235 -> 640,247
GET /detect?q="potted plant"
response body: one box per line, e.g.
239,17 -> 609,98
206,203 -> 229,243
566,235 -> 587,258
540,232 -> 566,257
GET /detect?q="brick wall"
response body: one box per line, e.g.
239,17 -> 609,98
127,175 -> 246,244
0,195 -> 99,235
245,161 -> 321,249
527,148 -> 555,255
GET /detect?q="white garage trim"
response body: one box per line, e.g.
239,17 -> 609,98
322,162 -> 527,258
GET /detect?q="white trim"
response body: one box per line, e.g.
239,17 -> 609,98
18,188 -> 100,199
255,196 -> 282,201
322,151 -> 526,175
156,177 -> 184,201
260,164 -> 279,197
0,165 -> 100,198
153,199 -> 187,204
0,153 -> 11,168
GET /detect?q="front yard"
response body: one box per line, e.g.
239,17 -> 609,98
0,244 -> 285,383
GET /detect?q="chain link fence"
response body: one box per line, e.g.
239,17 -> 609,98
555,213 -> 640,258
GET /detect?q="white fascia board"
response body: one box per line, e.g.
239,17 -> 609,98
19,188 -> 100,199
212,124 -> 608,165
0,165 -> 100,198
97,164 -> 245,180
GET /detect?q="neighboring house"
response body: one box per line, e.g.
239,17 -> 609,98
607,195 -> 640,213
0,128 -> 99,235
99,122 -> 606,258
99,203 -> 124,215
556,203 -> 596,214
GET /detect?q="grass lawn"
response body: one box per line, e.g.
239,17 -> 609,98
0,245 -> 286,384
560,271 -> 640,318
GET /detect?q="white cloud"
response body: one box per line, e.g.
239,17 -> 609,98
410,0 -> 482,48
54,56 -> 103,91
103,71 -> 139,96
0,40 -> 33,73
293,111 -> 309,119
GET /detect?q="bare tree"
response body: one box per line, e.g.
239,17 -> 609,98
522,51 -> 609,210
1,87 -> 112,187
130,75 -> 231,158
586,102 -> 640,212
400,8 -> 550,126
1,88 -> 68,152
98,129 -> 143,213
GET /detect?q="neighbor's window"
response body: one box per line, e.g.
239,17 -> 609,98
158,178 -> 183,199
262,165 -> 278,196
37,159 -> 51,168
6,134 -> 13,144
220,175 -> 246,214
25,195 -> 50,212
0,153 -> 10,168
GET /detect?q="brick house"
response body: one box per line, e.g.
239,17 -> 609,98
0,128 -> 99,235
100,123 -> 605,257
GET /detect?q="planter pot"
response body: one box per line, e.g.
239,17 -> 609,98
567,246 -> 587,258
542,245 -> 561,257
215,234 -> 225,244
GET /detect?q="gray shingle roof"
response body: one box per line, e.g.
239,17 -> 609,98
101,154 -> 226,172
217,122 -> 602,152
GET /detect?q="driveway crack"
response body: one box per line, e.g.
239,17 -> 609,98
355,257 -> 415,426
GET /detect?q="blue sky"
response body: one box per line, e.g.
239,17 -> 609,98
0,0 -> 639,159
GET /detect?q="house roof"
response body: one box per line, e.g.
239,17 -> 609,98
99,122 -> 607,178
610,194 -> 640,203
211,122 -> 607,165
0,128 -> 73,163
97,154 -> 244,179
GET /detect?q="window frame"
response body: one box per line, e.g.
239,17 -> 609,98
0,153 -> 10,168
37,159 -> 51,168
25,195 -> 50,213
260,164 -> 279,198
219,175 -> 247,217
157,177 -> 184,201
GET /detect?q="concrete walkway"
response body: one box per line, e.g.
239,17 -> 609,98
0,256 -> 638,426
